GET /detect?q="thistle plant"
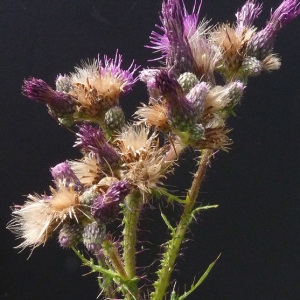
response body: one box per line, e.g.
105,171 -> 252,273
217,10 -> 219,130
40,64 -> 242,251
7,0 -> 299,299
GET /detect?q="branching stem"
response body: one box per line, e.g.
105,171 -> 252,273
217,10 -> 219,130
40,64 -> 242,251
151,149 -> 213,300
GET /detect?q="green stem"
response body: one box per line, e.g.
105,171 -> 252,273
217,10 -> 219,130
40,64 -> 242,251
71,246 -> 118,277
122,191 -> 142,300
151,149 -> 213,300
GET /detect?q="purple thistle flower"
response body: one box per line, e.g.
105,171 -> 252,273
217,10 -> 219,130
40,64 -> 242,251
155,69 -> 194,117
147,0 -> 202,75
91,180 -> 130,223
74,124 -> 120,167
247,0 -> 300,59
98,50 -> 139,93
51,161 -> 83,191
22,77 -> 75,114
155,70 -> 205,143
269,0 -> 300,28
235,0 -> 263,33
181,0 -> 201,39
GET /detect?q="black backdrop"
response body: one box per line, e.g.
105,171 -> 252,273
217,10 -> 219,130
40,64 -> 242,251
1,0 -> 300,299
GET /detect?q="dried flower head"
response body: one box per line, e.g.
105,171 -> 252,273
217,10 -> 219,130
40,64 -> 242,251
205,81 -> 245,113
69,154 -> 102,187
188,24 -> 220,82
261,54 -> 281,72
7,186 -> 83,252
115,125 -> 158,162
194,126 -> 232,150
135,99 -> 170,132
210,24 -> 255,78
115,125 -> 173,194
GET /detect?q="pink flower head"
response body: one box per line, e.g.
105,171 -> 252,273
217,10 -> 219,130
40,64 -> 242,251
269,0 -> 300,28
22,77 -> 75,114
51,161 -> 83,191
154,69 -> 205,143
147,0 -> 202,74
75,124 -> 120,167
98,50 -> 139,93
247,0 -> 300,59
235,0 -> 263,32
155,69 -> 193,118
91,180 -> 130,223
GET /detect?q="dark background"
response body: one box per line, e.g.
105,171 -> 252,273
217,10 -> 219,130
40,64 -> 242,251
1,0 -> 299,299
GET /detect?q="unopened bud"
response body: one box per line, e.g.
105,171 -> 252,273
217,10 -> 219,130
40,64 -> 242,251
241,56 -> 262,77
58,222 -> 82,248
82,221 -> 106,254
104,106 -> 125,132
177,72 -> 198,93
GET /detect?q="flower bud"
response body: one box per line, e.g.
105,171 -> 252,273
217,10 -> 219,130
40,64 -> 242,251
177,72 -> 198,93
189,124 -> 205,142
228,81 -> 244,107
104,106 -> 125,133
82,221 -> 106,254
80,187 -> 98,206
58,222 -> 82,248
241,56 -> 262,77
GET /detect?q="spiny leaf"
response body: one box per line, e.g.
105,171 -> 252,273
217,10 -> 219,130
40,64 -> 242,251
191,204 -> 219,217
177,253 -> 221,300
161,211 -> 175,234
71,246 -> 118,278
152,187 -> 188,204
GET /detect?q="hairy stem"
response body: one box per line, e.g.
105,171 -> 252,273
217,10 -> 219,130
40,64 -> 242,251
122,191 -> 142,299
151,149 -> 213,300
